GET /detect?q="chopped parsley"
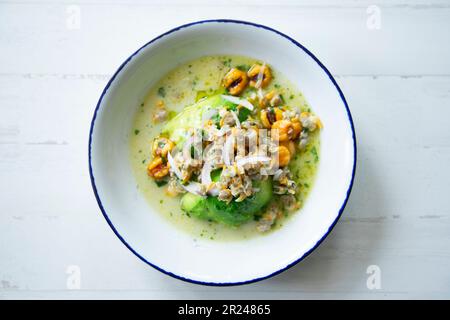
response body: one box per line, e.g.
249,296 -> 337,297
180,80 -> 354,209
310,146 -> 319,163
236,64 -> 250,72
155,180 -> 168,187
168,110 -> 177,120
157,87 -> 166,97
196,90 -> 208,102
222,58 -> 232,67
238,107 -> 251,122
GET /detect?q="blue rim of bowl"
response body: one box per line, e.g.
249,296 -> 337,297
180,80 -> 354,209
88,19 -> 357,286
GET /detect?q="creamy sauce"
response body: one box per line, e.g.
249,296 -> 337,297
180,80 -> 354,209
129,55 -> 320,241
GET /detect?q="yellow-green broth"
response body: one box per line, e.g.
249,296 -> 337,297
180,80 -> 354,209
129,55 -> 320,241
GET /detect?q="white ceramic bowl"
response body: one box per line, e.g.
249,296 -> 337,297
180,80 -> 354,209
89,20 -> 356,285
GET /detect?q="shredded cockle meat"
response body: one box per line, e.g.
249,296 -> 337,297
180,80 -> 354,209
145,61 -> 322,232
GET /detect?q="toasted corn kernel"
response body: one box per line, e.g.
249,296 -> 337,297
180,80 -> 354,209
291,118 -> 302,139
271,120 -> 294,142
260,109 -> 272,128
281,140 -> 296,156
274,107 -> 284,121
260,107 -> 283,128
152,137 -> 175,157
223,68 -> 249,95
277,145 -> 291,167
260,90 -> 282,107
147,157 -> 170,179
248,64 -> 272,88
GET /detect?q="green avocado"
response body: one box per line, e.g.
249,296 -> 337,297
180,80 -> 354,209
180,178 -> 273,226
162,95 -> 231,144
162,94 -> 251,144
171,94 -> 271,226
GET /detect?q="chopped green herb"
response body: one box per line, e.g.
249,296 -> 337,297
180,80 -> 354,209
238,107 -> 251,122
228,104 -> 237,111
134,129 -> 140,135
196,91 -> 208,102
168,110 -> 177,120
157,87 -> 166,97
222,58 -> 232,67
236,64 -> 250,72
211,113 -> 221,127
310,146 -> 319,163
155,180 -> 168,187
274,84 -> 281,88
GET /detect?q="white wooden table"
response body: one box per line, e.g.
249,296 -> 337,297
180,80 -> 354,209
1,0 -> 449,299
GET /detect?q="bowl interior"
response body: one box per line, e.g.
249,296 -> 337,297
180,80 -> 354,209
90,21 -> 355,284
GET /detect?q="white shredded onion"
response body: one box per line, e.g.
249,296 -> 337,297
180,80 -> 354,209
181,135 -> 200,159
181,182 -> 206,197
257,87 -> 264,100
222,135 -> 235,166
201,107 -> 216,124
221,95 -> 254,111
201,161 -> 213,185
216,125 -> 231,137
230,110 -> 241,128
167,152 -> 183,180
255,62 -> 266,89
236,155 -> 271,168
207,185 -> 220,196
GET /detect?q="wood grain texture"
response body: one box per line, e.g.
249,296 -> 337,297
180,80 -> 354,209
0,0 -> 449,299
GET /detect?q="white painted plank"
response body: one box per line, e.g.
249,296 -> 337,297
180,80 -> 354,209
0,2 -> 449,76
1,0 -> 450,299
0,73 -> 449,298
3,0 -> 450,6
